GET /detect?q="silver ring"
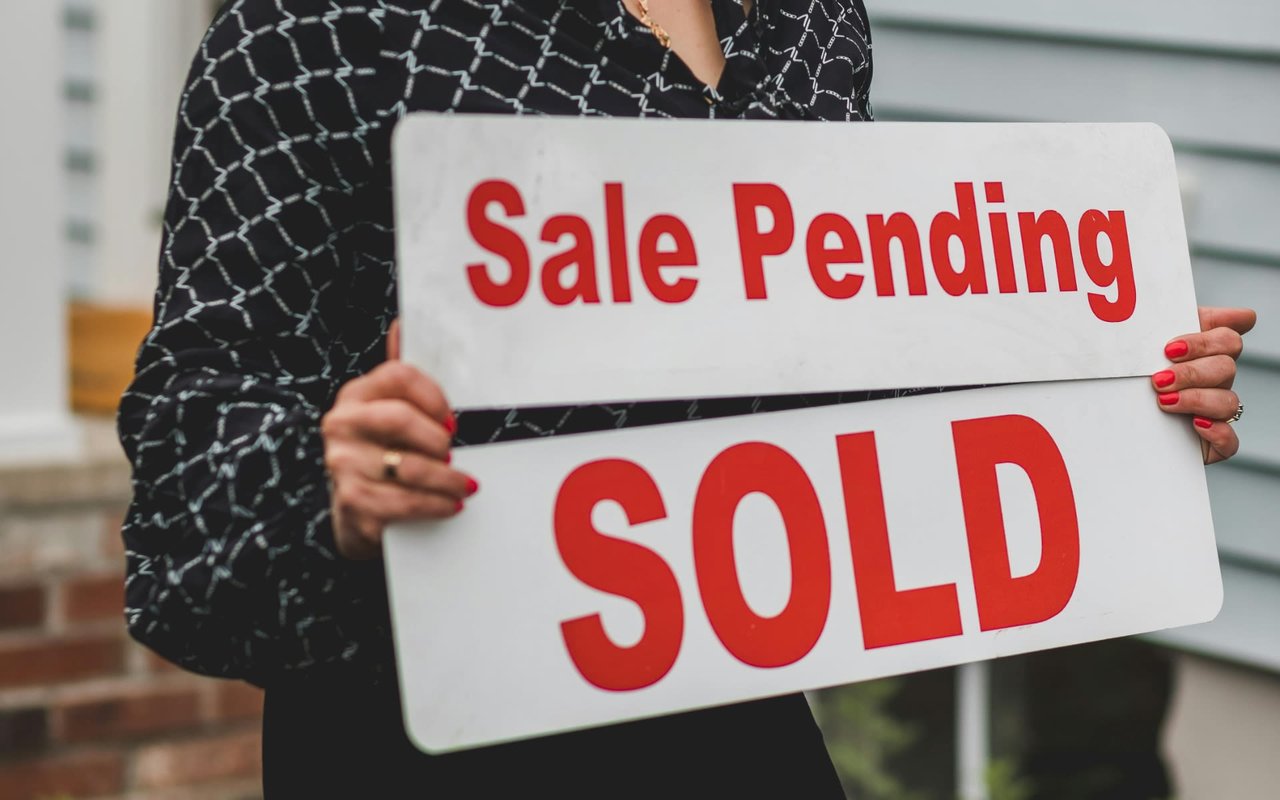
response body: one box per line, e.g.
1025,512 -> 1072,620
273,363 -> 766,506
1228,403 -> 1244,424
382,449 -> 403,481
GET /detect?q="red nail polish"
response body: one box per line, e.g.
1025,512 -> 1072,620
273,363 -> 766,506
444,451 -> 452,465
454,500 -> 465,513
1158,392 -> 1179,406
465,477 -> 479,496
444,413 -> 458,435
1165,340 -> 1189,359
1194,417 -> 1213,429
1153,370 -> 1176,388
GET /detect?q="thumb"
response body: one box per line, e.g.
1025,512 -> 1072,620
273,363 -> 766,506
387,318 -> 401,361
1198,306 -> 1256,335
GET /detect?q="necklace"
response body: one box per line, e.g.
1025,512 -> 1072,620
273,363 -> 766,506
636,0 -> 672,49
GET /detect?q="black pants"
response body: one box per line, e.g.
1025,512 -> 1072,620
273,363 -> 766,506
263,673 -> 844,798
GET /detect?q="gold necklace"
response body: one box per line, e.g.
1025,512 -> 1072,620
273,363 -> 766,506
636,0 -> 672,49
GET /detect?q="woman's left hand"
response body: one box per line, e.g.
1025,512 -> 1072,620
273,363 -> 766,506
1152,306 -> 1257,464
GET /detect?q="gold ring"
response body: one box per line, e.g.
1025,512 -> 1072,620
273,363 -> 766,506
382,449 -> 403,481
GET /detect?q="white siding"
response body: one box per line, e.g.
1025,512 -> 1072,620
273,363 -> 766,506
867,0 -> 1280,56
865,0 -> 1280,672
869,27 -> 1280,154
1179,153 -> 1280,262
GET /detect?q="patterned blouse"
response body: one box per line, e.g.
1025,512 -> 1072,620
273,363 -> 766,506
119,0 -> 882,685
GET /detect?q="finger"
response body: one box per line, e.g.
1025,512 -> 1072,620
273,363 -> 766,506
336,361 -> 452,426
349,475 -> 465,522
1198,306 -> 1257,336
1156,387 -> 1241,421
329,482 -> 387,561
387,318 -> 401,362
352,441 -> 477,499
326,399 -> 452,457
323,439 -> 366,481
335,518 -> 383,561
1150,354 -> 1236,392
1164,327 -> 1244,363
1192,417 -> 1240,465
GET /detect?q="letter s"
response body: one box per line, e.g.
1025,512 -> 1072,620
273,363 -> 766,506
555,459 -> 683,691
465,180 -> 530,307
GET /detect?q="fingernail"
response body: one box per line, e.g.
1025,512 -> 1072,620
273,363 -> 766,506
1165,340 -> 1189,359
465,477 -> 479,496
1158,392 -> 1179,406
1153,370 -> 1176,388
444,413 -> 458,435
444,451 -> 452,465
454,500 -> 465,513
1194,416 -> 1213,429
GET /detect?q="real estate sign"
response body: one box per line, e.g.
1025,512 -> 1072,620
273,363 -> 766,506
386,116 -> 1219,753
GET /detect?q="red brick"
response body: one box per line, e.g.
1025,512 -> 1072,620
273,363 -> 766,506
62,571 -> 125,623
0,633 -> 124,689
0,584 -> 45,630
126,778 -> 263,800
212,680 -> 264,722
0,750 -> 125,800
134,728 -> 262,789
144,647 -> 187,675
211,675 -> 263,721
56,685 -> 203,743
126,773 -> 264,798
100,508 -> 127,559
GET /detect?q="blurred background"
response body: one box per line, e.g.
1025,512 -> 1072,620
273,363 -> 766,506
0,1 -> 1275,798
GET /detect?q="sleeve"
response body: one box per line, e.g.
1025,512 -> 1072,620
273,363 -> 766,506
117,3 -> 403,685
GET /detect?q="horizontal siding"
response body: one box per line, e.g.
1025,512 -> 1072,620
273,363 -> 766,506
869,0 -> 1280,57
868,26 -> 1280,155
1151,563 -> 1280,673
1180,152 -> 1280,263
1208,464 -> 1280,571
1192,257 -> 1280,362
863,2 -> 1280,673
1230,362 -> 1280,467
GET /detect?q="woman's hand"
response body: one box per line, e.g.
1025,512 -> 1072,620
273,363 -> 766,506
321,320 -> 477,559
1152,306 -> 1257,465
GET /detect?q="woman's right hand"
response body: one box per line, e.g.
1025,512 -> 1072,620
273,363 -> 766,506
320,320 -> 477,560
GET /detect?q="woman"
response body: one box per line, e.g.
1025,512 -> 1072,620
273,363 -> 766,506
118,0 -> 1253,796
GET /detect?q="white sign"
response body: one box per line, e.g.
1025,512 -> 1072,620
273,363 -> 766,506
384,377 -> 1219,752
393,116 -> 1198,408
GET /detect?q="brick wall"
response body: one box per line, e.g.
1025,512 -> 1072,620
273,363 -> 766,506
0,428 -> 264,800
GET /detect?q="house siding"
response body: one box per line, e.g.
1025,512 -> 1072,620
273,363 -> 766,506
865,0 -> 1280,671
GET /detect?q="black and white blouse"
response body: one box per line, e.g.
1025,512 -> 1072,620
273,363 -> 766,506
119,0 -> 887,685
